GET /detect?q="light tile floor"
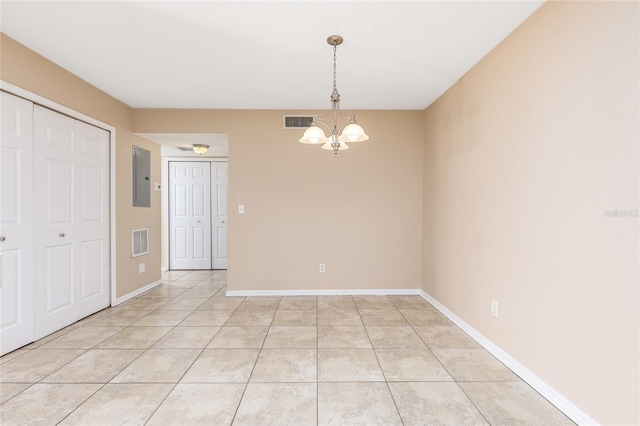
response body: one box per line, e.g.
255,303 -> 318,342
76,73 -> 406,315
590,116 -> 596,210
0,270 -> 575,425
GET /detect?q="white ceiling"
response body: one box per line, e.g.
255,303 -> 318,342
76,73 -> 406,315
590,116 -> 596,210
1,1 -> 544,110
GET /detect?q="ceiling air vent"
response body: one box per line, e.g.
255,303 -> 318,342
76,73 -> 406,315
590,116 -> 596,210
177,146 -> 194,151
283,115 -> 316,129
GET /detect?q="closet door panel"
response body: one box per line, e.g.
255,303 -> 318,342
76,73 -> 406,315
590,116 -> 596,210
211,162 -> 228,269
74,120 -> 110,319
46,158 -> 74,224
34,105 -> 110,338
45,244 -> 73,313
80,239 -> 104,299
0,92 -> 34,355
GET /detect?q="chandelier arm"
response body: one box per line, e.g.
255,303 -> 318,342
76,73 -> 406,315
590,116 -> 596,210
313,119 -> 333,134
336,107 -> 355,119
315,112 -> 331,121
316,102 -> 354,123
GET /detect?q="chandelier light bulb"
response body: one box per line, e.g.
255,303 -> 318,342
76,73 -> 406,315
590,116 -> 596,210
299,126 -> 327,144
338,123 -> 369,143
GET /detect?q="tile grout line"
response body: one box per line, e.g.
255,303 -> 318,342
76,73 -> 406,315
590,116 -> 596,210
228,293 -> 278,424
142,280 -> 234,425
396,300 -> 496,426
361,295 -> 406,425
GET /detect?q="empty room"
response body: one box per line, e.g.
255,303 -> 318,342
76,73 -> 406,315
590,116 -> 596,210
0,1 -> 638,425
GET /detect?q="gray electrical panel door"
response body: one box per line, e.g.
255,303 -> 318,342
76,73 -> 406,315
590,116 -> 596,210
133,146 -> 150,207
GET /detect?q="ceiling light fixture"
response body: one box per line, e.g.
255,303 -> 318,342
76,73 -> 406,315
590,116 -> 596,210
192,144 -> 209,155
299,35 -> 369,155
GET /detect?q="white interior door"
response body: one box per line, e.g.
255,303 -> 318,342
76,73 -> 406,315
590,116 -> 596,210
169,162 -> 212,270
33,105 -> 110,339
211,162 -> 228,269
0,92 -> 35,355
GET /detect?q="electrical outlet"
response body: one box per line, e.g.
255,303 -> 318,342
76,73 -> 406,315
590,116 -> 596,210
139,262 -> 145,273
319,263 -> 326,273
491,300 -> 499,318
238,204 -> 245,214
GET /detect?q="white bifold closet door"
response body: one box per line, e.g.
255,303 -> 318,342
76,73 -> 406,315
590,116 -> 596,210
0,92 -> 35,355
0,91 -> 110,355
169,161 -> 228,270
33,105 -> 110,339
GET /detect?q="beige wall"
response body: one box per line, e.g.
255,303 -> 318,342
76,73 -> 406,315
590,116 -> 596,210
1,34 -> 162,299
422,2 -> 639,424
133,109 -> 425,291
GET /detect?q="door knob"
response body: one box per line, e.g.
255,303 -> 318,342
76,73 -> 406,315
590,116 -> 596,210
59,233 -> 65,237
0,236 -> 5,242
221,221 -> 226,224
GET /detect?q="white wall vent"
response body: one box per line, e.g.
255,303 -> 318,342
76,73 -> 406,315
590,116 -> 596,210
283,115 -> 316,129
132,228 -> 149,257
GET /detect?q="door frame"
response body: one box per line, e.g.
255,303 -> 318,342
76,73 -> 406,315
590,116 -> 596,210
1,81 -> 117,306
162,157 -> 228,271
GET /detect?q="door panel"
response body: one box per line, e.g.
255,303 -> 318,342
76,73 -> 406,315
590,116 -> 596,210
34,105 -> 110,338
46,244 -> 73,313
217,228 -> 228,259
212,162 -> 228,269
0,249 -> 20,326
46,159 -> 74,224
1,148 -> 19,224
169,162 -> 212,270
175,227 -> 188,259
81,240 -> 104,298
193,184 -> 206,216
82,165 -> 104,222
193,227 -> 207,259
0,92 -> 34,355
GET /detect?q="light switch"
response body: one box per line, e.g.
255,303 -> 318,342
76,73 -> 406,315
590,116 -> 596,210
238,204 -> 245,214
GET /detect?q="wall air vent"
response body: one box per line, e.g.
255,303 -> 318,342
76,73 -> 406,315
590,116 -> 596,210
132,228 -> 149,257
283,115 -> 316,129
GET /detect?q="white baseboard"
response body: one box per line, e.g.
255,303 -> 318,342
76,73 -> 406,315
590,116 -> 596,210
420,290 -> 598,426
112,279 -> 163,306
161,266 -> 168,272
226,288 -> 421,297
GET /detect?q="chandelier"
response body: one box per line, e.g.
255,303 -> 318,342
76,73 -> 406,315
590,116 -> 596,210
299,35 -> 369,155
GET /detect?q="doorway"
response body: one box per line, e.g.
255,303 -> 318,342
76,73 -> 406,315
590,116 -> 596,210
168,161 -> 228,270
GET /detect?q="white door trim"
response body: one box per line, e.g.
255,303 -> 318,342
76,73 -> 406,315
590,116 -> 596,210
162,157 -> 228,271
1,80 -> 117,306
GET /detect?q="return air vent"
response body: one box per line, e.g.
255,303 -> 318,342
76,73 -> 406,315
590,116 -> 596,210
283,115 -> 316,129
132,228 -> 149,257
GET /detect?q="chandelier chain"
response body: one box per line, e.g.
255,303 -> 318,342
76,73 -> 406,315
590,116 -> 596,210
333,44 -> 337,91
